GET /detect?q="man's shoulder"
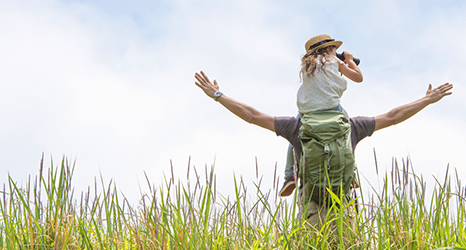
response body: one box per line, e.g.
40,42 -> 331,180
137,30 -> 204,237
274,116 -> 300,136
273,115 -> 376,140
274,116 -> 302,150
349,116 -> 376,141
349,116 -> 375,128
274,116 -> 375,132
274,116 -> 300,127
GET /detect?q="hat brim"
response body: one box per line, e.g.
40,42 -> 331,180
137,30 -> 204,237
307,41 -> 342,53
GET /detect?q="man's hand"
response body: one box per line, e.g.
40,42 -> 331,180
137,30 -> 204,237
425,83 -> 453,104
195,71 -> 219,99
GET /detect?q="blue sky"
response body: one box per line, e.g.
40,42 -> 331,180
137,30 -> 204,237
0,0 -> 465,203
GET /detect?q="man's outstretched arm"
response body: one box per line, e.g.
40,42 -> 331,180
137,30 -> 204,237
195,71 -> 276,132
374,83 -> 453,131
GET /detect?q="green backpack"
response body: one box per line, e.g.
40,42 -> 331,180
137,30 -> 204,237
298,110 -> 355,207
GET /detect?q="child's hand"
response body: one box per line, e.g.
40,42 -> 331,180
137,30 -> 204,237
338,51 -> 363,82
342,51 -> 354,64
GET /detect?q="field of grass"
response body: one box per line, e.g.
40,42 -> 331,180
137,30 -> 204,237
0,154 -> 465,249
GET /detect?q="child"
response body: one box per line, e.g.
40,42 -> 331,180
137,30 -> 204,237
279,34 -> 363,197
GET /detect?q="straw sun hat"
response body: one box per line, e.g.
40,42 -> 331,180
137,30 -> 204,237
304,34 -> 342,53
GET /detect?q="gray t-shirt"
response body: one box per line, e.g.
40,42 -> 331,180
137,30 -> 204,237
274,116 -> 376,159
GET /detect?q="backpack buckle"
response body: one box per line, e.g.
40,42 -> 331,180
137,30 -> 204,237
324,145 -> 330,153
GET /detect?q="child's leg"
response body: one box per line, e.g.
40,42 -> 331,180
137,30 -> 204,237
284,143 -> 295,179
284,112 -> 303,178
279,144 -> 297,197
332,104 -> 349,118
279,113 -> 302,197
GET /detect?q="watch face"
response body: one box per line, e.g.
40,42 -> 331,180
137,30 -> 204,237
214,92 -> 222,101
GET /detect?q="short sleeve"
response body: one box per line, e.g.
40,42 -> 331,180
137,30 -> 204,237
274,116 -> 301,145
274,116 -> 303,156
349,116 -> 376,151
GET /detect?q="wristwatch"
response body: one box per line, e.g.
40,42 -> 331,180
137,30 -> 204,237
213,91 -> 223,101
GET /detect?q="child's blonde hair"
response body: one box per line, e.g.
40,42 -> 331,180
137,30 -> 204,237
300,45 -> 336,80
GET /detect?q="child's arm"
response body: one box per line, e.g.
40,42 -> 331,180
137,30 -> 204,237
338,51 -> 363,83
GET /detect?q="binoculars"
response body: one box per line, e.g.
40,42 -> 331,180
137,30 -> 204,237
336,53 -> 360,66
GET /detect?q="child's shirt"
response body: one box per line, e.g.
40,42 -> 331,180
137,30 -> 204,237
297,55 -> 347,114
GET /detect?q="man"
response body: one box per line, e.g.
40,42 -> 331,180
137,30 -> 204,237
194,71 -> 453,222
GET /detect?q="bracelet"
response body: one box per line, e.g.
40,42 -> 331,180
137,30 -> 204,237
213,91 -> 223,101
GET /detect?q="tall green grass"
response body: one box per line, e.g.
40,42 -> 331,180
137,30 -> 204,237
0,154 -> 465,249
